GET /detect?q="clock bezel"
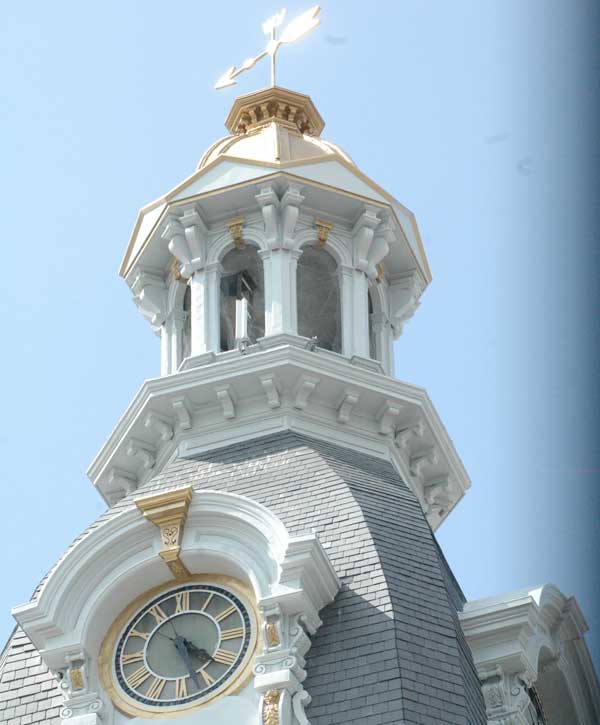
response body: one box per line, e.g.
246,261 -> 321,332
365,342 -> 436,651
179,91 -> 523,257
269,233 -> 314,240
98,574 -> 259,719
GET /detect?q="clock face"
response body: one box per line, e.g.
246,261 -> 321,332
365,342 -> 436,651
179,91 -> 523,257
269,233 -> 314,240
101,579 -> 257,716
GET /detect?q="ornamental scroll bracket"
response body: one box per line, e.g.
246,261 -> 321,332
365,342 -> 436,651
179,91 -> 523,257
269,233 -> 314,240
57,649 -> 105,722
135,486 -> 193,581
162,206 -> 208,279
255,182 -> 305,250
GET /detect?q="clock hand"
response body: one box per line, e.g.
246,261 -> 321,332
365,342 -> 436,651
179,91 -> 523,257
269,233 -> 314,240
173,637 -> 202,690
182,639 -> 213,666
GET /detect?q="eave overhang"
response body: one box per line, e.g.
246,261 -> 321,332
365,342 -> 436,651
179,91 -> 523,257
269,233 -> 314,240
86,337 -> 470,531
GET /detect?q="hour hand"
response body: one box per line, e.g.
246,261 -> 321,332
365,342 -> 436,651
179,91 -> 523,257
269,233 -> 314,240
173,637 -> 202,690
183,640 -> 213,665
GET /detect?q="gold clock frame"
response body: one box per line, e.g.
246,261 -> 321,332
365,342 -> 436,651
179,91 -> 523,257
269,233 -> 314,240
98,574 -> 259,719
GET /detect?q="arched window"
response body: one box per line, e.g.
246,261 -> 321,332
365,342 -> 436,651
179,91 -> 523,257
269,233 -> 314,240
297,245 -> 341,353
219,245 -> 265,352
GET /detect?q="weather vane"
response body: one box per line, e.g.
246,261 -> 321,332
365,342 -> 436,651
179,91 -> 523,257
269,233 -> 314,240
215,5 -> 321,90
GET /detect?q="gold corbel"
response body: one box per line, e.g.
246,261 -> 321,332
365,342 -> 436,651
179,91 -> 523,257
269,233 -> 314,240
226,216 -> 246,249
135,486 -> 193,580
315,218 -> 333,247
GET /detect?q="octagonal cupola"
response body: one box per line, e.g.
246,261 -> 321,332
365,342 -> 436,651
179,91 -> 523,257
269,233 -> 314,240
121,86 -> 431,377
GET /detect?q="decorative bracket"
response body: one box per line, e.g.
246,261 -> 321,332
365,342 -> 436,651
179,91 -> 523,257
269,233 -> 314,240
293,374 -> 319,410
144,412 -> 174,442
389,271 -> 424,338
171,396 -> 193,430
131,269 -> 168,330
125,437 -> 156,470
376,400 -> 403,435
135,486 -> 193,580
337,388 -> 360,424
104,467 -> 138,506
394,420 -> 425,451
409,447 -> 439,479
260,373 -> 281,409
215,384 -> 237,419
255,183 -> 305,250
162,207 -> 208,278
352,206 -> 381,278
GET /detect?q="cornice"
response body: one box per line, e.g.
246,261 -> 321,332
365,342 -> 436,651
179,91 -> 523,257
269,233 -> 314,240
120,159 -> 430,286
87,339 -> 470,530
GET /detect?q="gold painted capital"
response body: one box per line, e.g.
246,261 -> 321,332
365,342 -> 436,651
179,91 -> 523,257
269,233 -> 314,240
226,216 -> 246,249
315,218 -> 333,246
135,486 -> 193,580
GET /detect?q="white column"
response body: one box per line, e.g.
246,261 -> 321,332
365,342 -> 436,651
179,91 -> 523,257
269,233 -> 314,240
169,312 -> 185,372
189,269 -> 210,356
205,262 -> 222,352
160,325 -> 170,375
260,249 -> 296,337
352,269 -> 370,359
370,312 -> 391,373
338,265 -> 354,357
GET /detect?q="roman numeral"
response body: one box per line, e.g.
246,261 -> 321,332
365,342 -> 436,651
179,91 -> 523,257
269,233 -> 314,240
214,605 -> 236,623
200,592 -> 214,611
175,591 -> 190,613
146,677 -> 166,699
127,665 -> 152,689
200,669 -> 214,686
148,605 -> 167,625
175,678 -> 188,698
220,627 -> 244,640
212,649 -> 237,666
129,629 -> 149,640
121,651 -> 144,665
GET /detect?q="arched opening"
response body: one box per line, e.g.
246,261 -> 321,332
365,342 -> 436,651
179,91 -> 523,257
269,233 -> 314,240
296,244 -> 341,353
219,245 -> 265,352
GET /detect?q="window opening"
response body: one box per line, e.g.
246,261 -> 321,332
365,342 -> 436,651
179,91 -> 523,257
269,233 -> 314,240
297,245 -> 341,353
220,246 -> 265,352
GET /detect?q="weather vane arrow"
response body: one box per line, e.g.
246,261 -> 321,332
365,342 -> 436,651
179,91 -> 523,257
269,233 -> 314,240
215,5 -> 321,90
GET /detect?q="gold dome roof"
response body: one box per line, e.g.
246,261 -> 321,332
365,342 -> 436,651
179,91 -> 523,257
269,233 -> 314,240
198,86 -> 354,169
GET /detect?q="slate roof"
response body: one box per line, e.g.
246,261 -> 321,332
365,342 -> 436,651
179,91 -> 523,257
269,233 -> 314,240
1,432 -> 486,725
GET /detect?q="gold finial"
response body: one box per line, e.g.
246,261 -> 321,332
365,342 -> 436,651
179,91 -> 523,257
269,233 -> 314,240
215,6 -> 321,90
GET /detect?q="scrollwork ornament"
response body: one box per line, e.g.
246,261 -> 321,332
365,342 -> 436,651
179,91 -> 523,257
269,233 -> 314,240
61,708 -> 73,719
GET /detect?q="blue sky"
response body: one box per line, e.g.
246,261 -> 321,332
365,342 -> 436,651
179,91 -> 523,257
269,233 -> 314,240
1,0 -> 599,667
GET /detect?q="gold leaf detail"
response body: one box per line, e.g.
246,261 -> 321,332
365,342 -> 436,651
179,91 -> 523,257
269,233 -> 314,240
262,689 -> 281,725
266,623 -> 280,647
70,668 -> 84,691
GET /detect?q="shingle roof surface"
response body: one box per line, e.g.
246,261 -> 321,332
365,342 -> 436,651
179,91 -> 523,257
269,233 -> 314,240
2,432 -> 486,724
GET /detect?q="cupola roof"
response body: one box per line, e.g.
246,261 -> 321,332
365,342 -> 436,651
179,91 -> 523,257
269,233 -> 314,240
198,86 -> 354,169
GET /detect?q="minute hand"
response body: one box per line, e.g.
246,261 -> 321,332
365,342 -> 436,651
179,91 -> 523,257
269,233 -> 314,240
173,637 -> 201,690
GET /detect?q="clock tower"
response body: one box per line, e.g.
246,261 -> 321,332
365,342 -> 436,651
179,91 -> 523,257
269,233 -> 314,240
2,14 -> 599,725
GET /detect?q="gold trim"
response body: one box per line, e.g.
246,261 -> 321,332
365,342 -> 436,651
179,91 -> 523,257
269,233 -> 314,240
135,487 -> 193,580
98,575 -> 260,720
225,216 -> 245,249
314,218 -> 333,247
262,689 -> 281,725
